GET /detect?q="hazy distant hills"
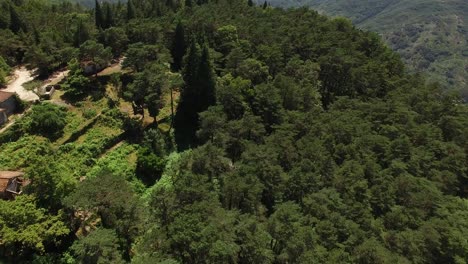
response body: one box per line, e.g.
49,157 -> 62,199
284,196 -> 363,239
263,0 -> 468,96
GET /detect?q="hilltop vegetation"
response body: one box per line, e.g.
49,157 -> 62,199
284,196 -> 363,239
0,0 -> 467,263
264,0 -> 468,97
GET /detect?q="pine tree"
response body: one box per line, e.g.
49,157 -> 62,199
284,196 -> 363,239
248,0 -> 254,7
9,5 -> 24,33
171,21 -> 186,71
197,44 -> 216,112
127,0 -> 136,20
73,19 -> 90,47
104,3 -> 114,29
175,39 -> 216,150
165,0 -> 175,10
32,26 -> 40,44
175,39 -> 200,149
262,1 -> 267,9
182,39 -> 200,90
95,0 -> 103,29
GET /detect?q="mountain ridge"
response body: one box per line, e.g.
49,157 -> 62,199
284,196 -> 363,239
262,0 -> 468,97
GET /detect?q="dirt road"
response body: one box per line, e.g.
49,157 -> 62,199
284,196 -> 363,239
2,67 -> 39,102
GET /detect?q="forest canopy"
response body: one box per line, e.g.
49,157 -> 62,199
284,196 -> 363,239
0,0 -> 467,263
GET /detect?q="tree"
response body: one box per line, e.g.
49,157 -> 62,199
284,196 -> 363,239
23,46 -> 56,77
9,5 -> 25,33
0,195 -> 69,259
236,58 -> 270,85
79,40 -> 112,74
124,63 -> 168,121
94,0 -> 103,29
62,59 -> 91,98
0,55 -> 10,73
0,56 -> 8,86
136,147 -> 166,185
126,0 -> 136,20
142,157 -> 240,263
71,229 -> 125,264
25,152 -> 77,210
197,44 -> 217,112
73,19 -> 91,48
103,3 -> 114,29
215,25 -> 239,56
0,69 -> 6,86
171,21 -> 186,71
197,106 -> 227,144
248,0 -> 254,7
268,202 -> 313,262
175,40 -> 217,149
217,74 -> 249,120
235,214 -> 274,263
65,172 -> 145,258
122,42 -> 160,72
27,103 -> 67,139
100,27 -> 128,57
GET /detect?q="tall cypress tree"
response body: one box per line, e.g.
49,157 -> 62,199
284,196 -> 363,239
104,3 -> 114,29
262,1 -> 267,9
171,21 -> 186,71
175,39 -> 216,150
95,0 -> 103,29
248,0 -> 254,7
73,19 -> 90,47
182,39 -> 200,91
127,0 -> 136,20
197,44 -> 216,112
9,5 -> 24,33
175,39 -> 200,149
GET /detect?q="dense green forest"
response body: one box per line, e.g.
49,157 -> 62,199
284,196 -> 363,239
262,0 -> 468,98
0,0 -> 467,263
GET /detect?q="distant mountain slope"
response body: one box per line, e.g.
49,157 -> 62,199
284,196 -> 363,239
265,0 -> 468,96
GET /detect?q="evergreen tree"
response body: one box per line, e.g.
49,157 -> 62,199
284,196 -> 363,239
73,19 -> 90,48
185,0 -> 192,8
262,1 -> 267,9
175,40 -> 200,149
104,3 -> 114,29
175,40 -> 216,150
165,0 -> 176,10
95,0 -> 103,29
32,26 -> 40,44
127,0 -> 136,20
197,44 -> 216,112
9,5 -> 24,33
248,0 -> 254,7
171,21 -> 186,71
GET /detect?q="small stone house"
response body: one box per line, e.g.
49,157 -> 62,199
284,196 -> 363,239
0,171 -> 28,200
0,91 -> 16,126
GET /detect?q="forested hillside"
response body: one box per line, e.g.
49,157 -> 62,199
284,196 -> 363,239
0,0 -> 468,263
263,0 -> 468,98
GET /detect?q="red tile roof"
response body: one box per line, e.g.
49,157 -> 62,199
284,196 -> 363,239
0,171 -> 25,193
0,91 -> 14,103
0,171 -> 24,179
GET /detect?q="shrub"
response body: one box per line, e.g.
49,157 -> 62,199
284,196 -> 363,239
28,103 -> 67,139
